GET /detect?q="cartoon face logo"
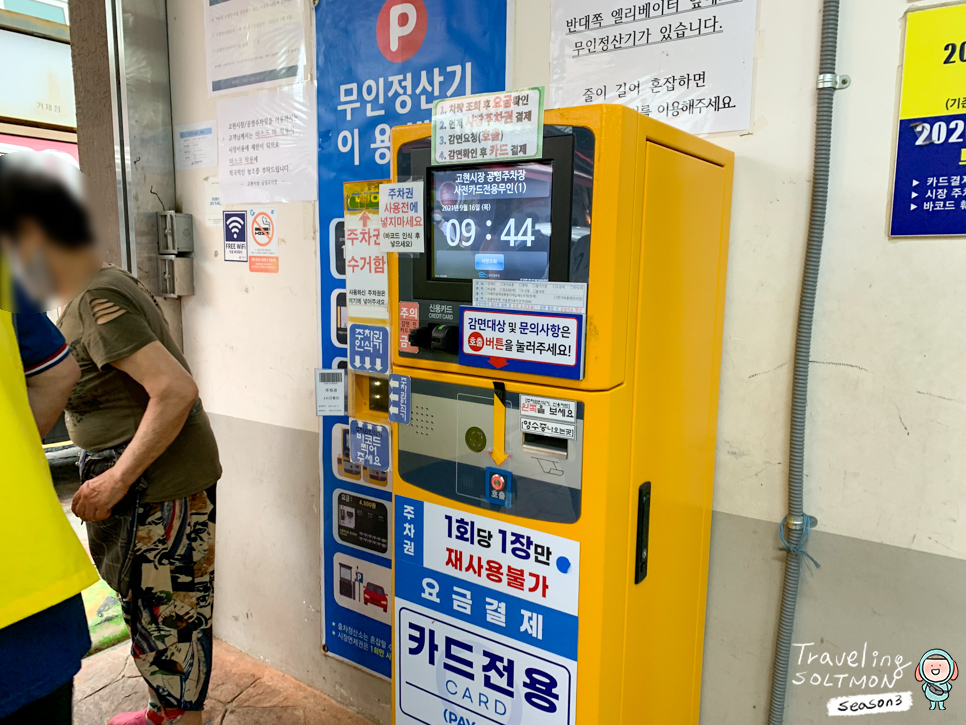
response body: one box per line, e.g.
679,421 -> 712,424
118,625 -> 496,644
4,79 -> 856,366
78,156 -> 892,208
917,649 -> 959,711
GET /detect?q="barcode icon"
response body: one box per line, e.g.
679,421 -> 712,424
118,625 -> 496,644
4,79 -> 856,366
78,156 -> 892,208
318,371 -> 343,384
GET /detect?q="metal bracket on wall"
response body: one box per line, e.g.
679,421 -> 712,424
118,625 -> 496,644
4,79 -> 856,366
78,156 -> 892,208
816,73 -> 851,90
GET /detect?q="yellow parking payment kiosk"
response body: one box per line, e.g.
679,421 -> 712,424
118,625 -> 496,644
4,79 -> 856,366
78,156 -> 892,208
377,104 -> 733,725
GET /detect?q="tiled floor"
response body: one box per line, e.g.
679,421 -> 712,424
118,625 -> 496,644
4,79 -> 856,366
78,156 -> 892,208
74,639 -> 373,725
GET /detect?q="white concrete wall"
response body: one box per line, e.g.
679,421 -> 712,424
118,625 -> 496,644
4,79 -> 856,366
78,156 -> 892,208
167,1 -> 320,436
165,0 -> 966,722
165,1 -> 392,721
516,0 -> 966,560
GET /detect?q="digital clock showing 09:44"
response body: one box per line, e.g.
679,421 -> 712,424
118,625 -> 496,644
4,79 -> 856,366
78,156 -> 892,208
431,161 -> 554,282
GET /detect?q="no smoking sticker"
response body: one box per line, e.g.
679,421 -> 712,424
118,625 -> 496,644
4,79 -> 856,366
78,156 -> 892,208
248,207 -> 278,273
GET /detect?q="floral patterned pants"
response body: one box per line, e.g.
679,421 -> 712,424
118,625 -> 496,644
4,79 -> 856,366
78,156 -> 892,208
122,486 -> 216,717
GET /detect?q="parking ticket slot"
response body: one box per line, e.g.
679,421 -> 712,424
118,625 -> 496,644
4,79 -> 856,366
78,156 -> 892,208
388,103 -> 734,724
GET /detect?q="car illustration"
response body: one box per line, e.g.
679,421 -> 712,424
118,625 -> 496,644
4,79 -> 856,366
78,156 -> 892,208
363,582 -> 388,612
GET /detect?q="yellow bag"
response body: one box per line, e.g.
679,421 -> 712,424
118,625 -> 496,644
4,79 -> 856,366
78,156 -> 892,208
0,309 -> 97,630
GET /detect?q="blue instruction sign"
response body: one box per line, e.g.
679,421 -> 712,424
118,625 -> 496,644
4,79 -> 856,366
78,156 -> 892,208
388,374 -> 411,425
349,419 -> 391,471
224,210 -> 246,242
458,307 -> 586,381
349,324 -> 390,374
890,114 -> 966,237
223,210 -> 248,262
394,496 -> 580,725
315,0 -> 508,681
890,7 -> 966,237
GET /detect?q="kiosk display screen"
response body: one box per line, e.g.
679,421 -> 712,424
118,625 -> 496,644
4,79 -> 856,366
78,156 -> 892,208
430,161 -> 553,281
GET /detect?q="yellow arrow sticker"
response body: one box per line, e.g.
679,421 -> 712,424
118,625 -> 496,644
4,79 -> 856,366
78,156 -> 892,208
490,383 -> 509,466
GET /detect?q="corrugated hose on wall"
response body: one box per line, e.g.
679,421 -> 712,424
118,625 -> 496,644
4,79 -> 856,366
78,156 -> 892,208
768,1 -> 848,723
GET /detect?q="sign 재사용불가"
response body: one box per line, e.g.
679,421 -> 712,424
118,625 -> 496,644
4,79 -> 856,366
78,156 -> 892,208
395,496 -> 580,725
890,4 -> 966,237
549,0 -> 758,134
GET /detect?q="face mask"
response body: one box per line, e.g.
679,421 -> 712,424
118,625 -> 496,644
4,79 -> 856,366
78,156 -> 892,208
9,246 -> 58,310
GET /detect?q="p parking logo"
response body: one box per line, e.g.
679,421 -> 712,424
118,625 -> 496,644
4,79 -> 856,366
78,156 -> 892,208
376,0 -> 427,63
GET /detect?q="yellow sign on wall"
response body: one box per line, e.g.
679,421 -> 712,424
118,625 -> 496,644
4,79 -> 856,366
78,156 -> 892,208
899,4 -> 966,120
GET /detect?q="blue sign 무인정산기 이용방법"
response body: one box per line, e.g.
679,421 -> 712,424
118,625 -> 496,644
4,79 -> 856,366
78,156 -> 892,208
349,323 -> 390,374
394,496 -> 580,725
349,419 -> 390,471
316,0 -> 508,679
388,373 -> 411,424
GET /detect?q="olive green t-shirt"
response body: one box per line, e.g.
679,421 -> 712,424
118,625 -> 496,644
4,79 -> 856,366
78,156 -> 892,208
58,266 -> 221,503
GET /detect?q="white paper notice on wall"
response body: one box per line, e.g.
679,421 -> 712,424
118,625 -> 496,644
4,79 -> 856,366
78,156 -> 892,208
217,83 -> 318,204
315,368 -> 346,416
174,121 -> 218,171
378,182 -> 424,253
432,88 -> 544,164
549,0 -> 758,135
204,177 -> 223,227
203,0 -> 307,96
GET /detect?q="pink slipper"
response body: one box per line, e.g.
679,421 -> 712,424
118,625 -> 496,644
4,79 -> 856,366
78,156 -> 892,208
107,709 -> 164,725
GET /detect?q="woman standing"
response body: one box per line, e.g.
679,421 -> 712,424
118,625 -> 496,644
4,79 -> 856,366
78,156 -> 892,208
0,152 -> 221,725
